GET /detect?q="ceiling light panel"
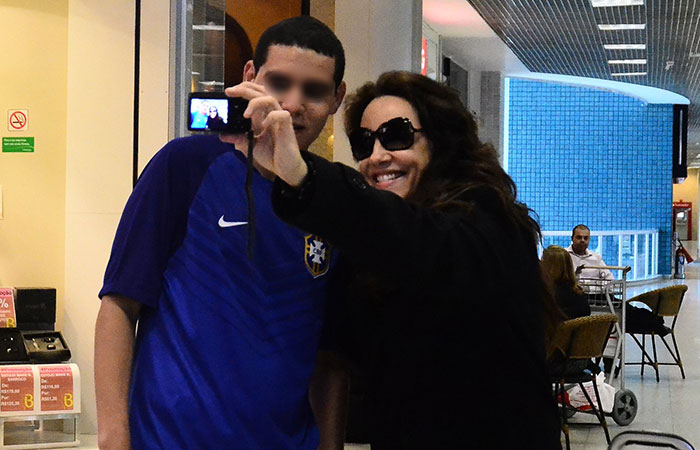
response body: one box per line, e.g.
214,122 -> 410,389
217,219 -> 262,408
591,0 -> 644,6
611,72 -> 648,76
598,24 -> 646,30
608,59 -> 647,64
604,44 -> 646,50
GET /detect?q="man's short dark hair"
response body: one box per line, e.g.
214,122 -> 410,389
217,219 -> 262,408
253,16 -> 345,89
572,224 -> 590,238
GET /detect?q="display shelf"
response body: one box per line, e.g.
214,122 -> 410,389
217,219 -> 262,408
0,364 -> 80,449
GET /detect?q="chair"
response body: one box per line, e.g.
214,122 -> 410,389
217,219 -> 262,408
608,430 -> 695,449
548,313 -> 618,450
626,285 -> 688,382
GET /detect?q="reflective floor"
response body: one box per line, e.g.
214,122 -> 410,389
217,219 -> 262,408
564,269 -> 699,449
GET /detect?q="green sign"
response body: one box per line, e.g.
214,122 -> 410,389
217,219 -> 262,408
2,137 -> 34,153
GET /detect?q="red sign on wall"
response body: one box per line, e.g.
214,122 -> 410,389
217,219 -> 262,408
673,201 -> 692,208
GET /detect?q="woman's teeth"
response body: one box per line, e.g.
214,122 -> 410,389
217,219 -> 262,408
376,173 -> 401,183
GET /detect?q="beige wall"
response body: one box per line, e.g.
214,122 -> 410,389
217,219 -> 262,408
63,1 -> 137,434
333,0 -> 423,166
138,0 -> 172,170
63,0 -> 170,434
0,3 -> 68,320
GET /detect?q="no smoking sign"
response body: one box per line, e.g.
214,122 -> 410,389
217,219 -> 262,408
8,110 -> 28,131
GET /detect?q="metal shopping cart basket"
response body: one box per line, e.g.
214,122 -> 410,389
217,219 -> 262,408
577,265 -> 638,426
608,430 -> 695,449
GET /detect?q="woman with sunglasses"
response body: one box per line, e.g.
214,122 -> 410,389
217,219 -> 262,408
248,71 -> 562,449
206,105 -> 226,131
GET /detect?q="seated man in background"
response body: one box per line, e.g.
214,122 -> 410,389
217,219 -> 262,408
566,223 -> 668,374
567,224 -> 617,372
567,224 -> 613,280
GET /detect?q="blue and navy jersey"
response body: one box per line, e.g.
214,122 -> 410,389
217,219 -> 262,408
99,135 -> 334,450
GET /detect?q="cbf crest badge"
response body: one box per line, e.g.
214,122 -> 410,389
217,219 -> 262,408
304,234 -> 331,278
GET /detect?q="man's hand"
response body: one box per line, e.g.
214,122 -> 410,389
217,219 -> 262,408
575,265 -> 585,275
248,98 -> 308,186
219,81 -> 267,153
219,82 -> 307,186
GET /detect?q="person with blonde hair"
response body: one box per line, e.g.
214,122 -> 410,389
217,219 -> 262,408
541,245 -> 590,319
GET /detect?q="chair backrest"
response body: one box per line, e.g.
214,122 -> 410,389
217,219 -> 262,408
627,289 -> 661,311
629,285 -> 687,317
656,285 -> 688,317
550,313 -> 617,360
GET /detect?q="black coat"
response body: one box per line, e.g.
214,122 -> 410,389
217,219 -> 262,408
555,284 -> 591,319
273,153 -> 562,450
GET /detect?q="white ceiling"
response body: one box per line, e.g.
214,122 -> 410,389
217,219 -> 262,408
423,0 -> 700,166
423,0 -> 688,104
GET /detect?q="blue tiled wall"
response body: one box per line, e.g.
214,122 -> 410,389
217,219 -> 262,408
507,79 -> 673,274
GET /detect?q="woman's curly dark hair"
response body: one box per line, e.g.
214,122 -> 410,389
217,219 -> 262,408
344,71 -> 567,341
345,71 -> 563,340
344,70 -> 540,243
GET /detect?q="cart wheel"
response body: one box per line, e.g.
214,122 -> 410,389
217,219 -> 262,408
611,389 -> 637,426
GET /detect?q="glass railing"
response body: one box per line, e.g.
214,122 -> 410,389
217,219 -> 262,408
540,230 -> 659,282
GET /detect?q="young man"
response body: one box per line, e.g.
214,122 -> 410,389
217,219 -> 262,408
567,224 -> 613,280
95,16 -> 347,450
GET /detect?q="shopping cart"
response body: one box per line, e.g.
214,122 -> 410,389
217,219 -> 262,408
576,265 -> 638,426
608,430 -> 694,449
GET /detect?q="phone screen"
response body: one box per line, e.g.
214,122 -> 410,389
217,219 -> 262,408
187,93 -> 250,133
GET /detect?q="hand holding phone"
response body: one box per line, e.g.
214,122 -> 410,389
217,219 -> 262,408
188,92 -> 251,133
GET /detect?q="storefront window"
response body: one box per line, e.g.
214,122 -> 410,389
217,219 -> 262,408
172,0 -> 226,137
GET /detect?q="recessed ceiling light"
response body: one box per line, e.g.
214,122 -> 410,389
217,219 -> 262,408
604,44 -> 646,50
598,24 -> 646,30
591,0 -> 644,7
611,72 -> 647,76
608,59 -> 647,64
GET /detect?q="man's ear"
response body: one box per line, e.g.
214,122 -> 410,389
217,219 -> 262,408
330,81 -> 347,114
243,60 -> 256,82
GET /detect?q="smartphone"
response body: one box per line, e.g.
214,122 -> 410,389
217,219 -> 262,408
187,92 -> 251,133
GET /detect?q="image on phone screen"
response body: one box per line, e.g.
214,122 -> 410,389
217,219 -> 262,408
189,98 -> 229,131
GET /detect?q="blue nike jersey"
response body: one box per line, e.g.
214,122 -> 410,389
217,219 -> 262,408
100,135 -> 334,449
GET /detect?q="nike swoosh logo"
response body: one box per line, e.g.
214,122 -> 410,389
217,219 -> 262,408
218,216 -> 248,228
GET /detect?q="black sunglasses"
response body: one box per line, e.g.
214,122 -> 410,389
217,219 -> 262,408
349,117 -> 424,161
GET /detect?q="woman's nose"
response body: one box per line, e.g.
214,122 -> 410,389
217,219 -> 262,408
368,140 -> 391,163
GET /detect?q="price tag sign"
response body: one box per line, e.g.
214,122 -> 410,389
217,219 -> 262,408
0,366 -> 35,412
40,365 -> 75,412
0,288 -> 16,328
